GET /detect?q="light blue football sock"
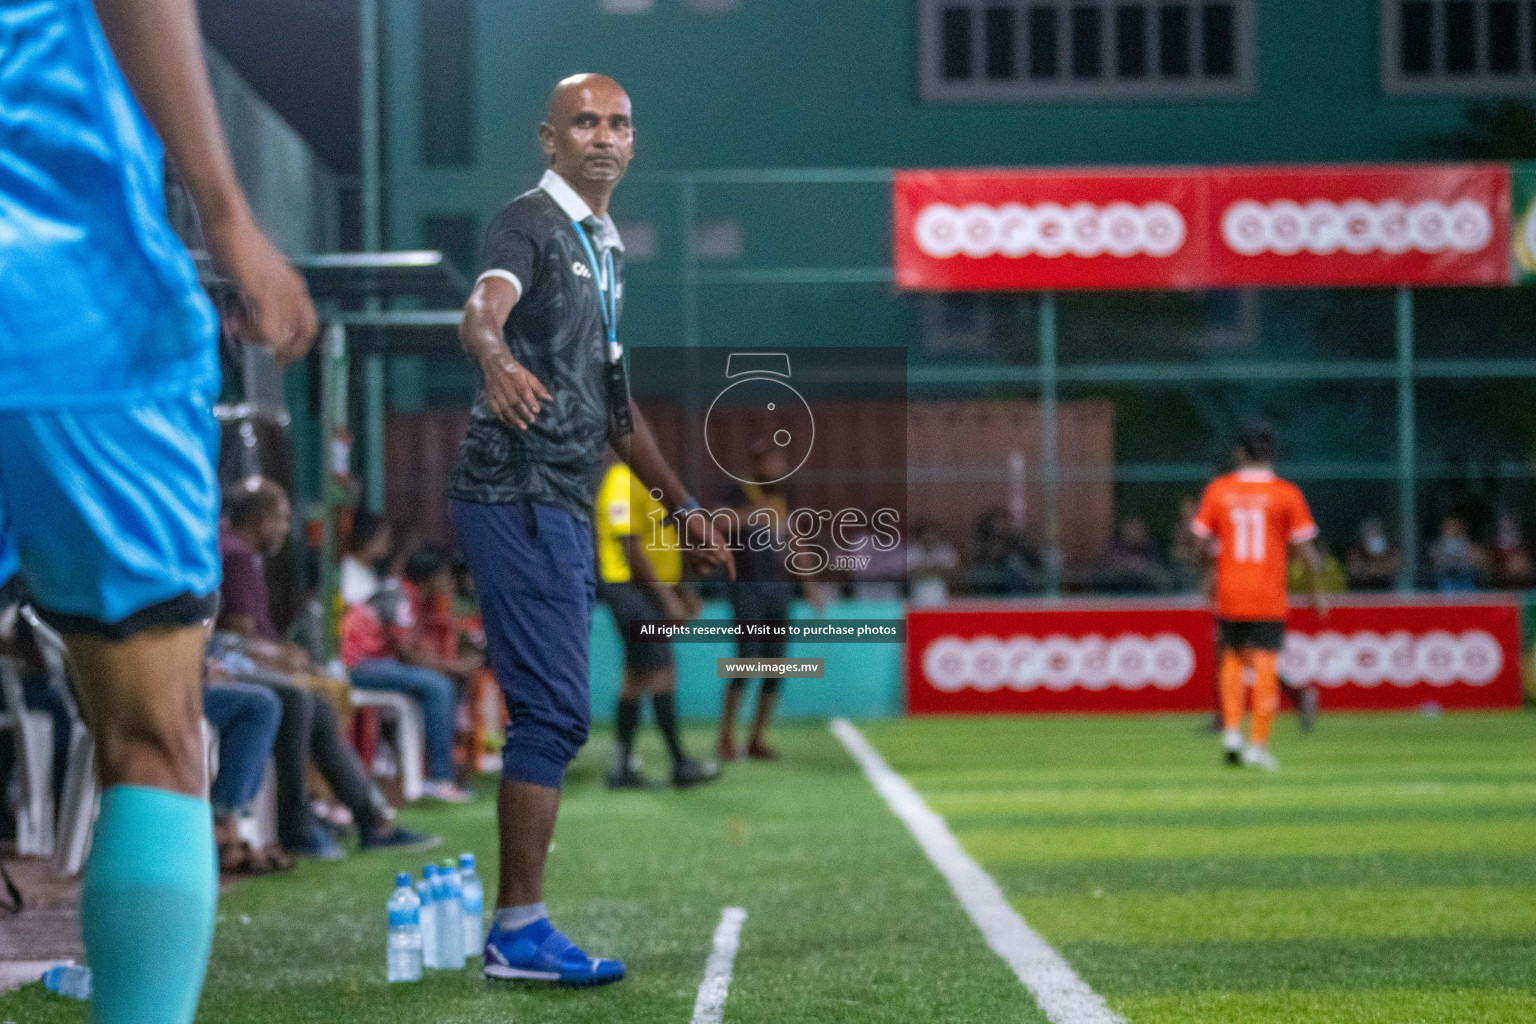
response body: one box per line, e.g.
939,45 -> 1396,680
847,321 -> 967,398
81,786 -> 217,1024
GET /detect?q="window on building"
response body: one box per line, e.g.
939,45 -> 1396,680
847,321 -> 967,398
1382,0 -> 1536,93
1071,5 -> 1104,78
1029,6 -> 1060,78
922,0 -> 1253,100
1160,4 -> 1191,76
987,6 -> 1018,78
943,6 -> 974,78
1116,6 -> 1147,77
419,0 -> 476,167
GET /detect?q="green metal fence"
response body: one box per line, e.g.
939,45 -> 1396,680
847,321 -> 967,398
632,168 -> 1536,596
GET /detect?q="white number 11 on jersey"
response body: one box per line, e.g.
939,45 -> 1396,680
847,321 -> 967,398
1230,508 -> 1266,563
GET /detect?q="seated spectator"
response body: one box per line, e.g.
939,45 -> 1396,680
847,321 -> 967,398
963,508 -> 1043,596
1168,496 -> 1206,593
341,511 -> 392,607
1094,516 -> 1171,595
341,559 -> 469,803
1491,509 -> 1536,589
1429,515 -> 1486,592
2,587 -> 284,876
907,521 -> 958,607
400,545 -> 499,776
449,561 -> 504,774
202,672 -> 287,876
1346,519 -> 1402,591
220,479 -> 434,855
402,547 -> 484,683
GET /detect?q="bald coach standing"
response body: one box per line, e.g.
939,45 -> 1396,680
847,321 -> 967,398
451,74 -> 733,987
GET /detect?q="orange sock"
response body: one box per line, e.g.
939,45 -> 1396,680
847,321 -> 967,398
1250,651 -> 1280,745
1219,650 -> 1246,733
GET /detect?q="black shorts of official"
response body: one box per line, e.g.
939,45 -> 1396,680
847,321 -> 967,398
730,582 -> 793,661
1217,619 -> 1286,653
598,580 -> 675,673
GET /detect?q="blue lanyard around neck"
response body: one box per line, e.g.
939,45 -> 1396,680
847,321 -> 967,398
571,219 -> 619,363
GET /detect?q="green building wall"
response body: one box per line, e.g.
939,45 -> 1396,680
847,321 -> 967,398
383,0 -> 1476,227
375,0 -> 1536,571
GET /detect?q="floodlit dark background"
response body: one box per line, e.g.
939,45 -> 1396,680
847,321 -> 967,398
196,0 -> 1536,599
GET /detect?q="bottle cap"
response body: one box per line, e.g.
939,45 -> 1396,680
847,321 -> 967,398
395,872 -> 411,887
424,864 -> 439,878
459,853 -> 474,869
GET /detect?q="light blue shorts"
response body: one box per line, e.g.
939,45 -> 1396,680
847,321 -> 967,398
0,389 -> 221,634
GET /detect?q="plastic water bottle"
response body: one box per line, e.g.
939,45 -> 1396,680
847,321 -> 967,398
458,853 -> 484,958
418,865 -> 440,969
386,873 -> 423,982
435,861 -> 466,969
41,964 -> 91,1000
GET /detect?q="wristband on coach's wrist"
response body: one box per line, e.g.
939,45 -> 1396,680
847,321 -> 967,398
671,496 -> 701,524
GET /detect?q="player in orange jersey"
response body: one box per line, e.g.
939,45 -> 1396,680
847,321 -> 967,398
1190,422 -> 1327,770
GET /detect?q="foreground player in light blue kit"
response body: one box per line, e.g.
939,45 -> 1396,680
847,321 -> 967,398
0,1 -> 316,1021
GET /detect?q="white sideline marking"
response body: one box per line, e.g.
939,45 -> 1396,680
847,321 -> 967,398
690,906 -> 747,1024
831,718 -> 1126,1024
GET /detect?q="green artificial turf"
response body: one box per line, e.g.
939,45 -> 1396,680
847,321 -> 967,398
6,711 -> 1533,1023
865,710 -> 1536,1023
0,724 -> 1041,1024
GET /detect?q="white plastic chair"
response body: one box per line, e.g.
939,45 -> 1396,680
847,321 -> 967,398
350,688 -> 424,802
0,654 -> 56,858
21,606 -> 248,874
19,608 -> 97,878
237,759 -> 279,850
50,712 -> 216,879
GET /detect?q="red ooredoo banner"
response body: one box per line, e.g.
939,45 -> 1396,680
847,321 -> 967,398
894,164 -> 1511,291
906,599 -> 1524,715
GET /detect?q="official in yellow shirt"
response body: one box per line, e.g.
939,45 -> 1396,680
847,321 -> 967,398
596,461 -> 683,586
594,461 -> 717,789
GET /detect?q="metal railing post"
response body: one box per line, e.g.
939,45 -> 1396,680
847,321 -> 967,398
359,0 -> 385,515
320,322 -> 349,657
360,0 -> 381,254
1396,286 -> 1417,592
680,177 -> 703,487
364,354 -> 386,513
1040,292 -> 1061,598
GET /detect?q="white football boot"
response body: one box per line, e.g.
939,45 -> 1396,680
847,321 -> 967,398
1241,743 -> 1279,771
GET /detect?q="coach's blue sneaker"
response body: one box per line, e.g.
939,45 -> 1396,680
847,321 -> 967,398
482,917 -> 626,987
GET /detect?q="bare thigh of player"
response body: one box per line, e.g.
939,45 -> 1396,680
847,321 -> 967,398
65,624 -> 210,797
